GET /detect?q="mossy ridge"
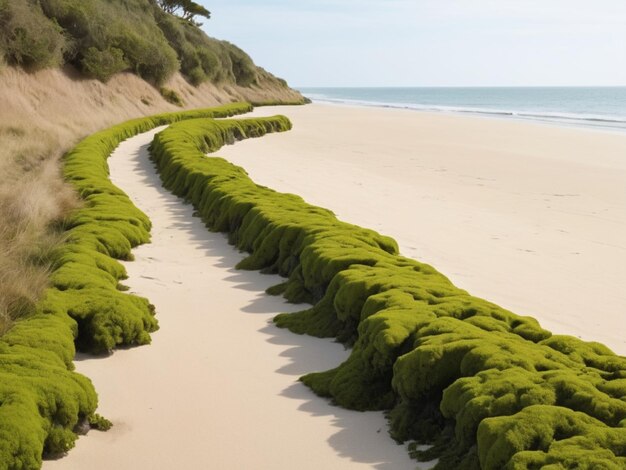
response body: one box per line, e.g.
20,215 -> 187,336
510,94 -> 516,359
58,102 -> 252,353
150,118 -> 626,469
0,103 -> 252,468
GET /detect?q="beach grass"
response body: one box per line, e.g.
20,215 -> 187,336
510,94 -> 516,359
0,124 -> 77,334
149,116 -> 626,469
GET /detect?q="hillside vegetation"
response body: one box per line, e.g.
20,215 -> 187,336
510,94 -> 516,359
0,0 -> 304,333
0,0 -> 274,87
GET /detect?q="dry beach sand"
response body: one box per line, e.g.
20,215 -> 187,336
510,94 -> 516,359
46,103 -> 626,468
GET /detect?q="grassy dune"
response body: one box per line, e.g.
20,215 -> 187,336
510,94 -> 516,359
150,118 -> 626,469
0,104 -> 256,469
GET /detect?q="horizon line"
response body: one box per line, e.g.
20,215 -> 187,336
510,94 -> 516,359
295,84 -> 626,89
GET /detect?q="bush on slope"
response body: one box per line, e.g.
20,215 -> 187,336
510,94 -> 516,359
0,0 -> 66,69
156,13 -> 257,86
0,0 -> 291,89
0,103 -> 252,469
150,118 -> 626,469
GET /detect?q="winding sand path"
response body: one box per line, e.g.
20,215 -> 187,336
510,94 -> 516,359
44,127 -> 416,469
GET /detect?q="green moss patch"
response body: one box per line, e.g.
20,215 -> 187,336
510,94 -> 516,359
149,116 -> 626,469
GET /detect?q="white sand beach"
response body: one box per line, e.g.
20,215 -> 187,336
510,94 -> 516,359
219,104 -> 626,356
45,103 -> 626,469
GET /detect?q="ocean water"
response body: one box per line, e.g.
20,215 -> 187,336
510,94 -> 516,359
298,87 -> 626,132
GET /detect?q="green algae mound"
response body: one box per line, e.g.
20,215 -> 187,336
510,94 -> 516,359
150,116 -> 626,469
56,102 -> 252,353
0,103 -> 252,469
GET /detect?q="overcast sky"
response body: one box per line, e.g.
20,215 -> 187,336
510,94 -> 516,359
199,0 -> 626,88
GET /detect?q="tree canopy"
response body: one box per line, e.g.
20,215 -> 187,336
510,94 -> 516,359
157,0 -> 210,25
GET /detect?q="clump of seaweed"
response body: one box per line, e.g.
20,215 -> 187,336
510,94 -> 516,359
150,116 -> 626,469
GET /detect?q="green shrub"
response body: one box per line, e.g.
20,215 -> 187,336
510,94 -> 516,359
81,46 -> 128,82
0,0 -> 297,94
39,0 -> 180,85
0,0 -> 66,69
149,115 -> 626,469
156,13 -> 214,84
119,30 -> 178,85
186,65 -> 206,86
226,43 -> 257,86
38,0 -> 92,45
155,11 -> 260,87
197,48 -> 219,78
160,87 -> 184,107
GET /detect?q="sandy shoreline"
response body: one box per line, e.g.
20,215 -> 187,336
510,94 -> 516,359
45,102 -> 626,469
44,126 -> 415,470
217,103 -> 626,356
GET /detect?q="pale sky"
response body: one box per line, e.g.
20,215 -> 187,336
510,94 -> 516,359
199,0 -> 626,87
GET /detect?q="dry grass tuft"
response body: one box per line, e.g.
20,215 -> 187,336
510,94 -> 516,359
0,124 -> 79,329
